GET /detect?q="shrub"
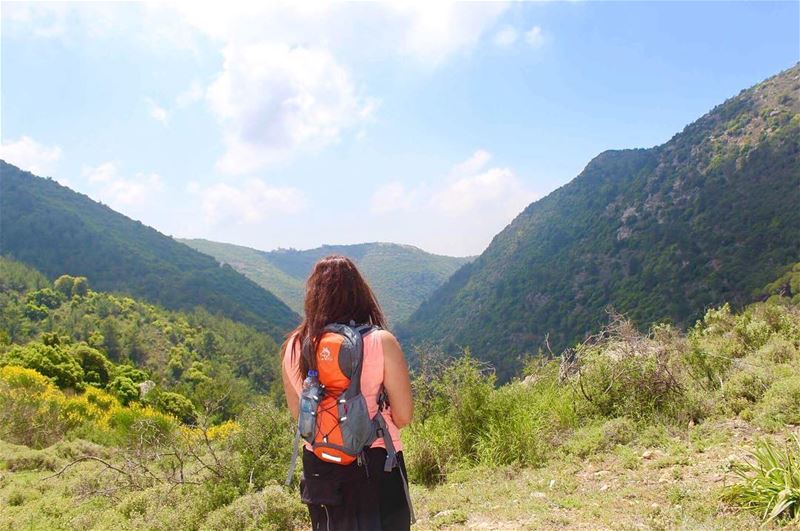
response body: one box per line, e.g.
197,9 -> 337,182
104,403 -> 178,447
757,336 -> 798,364
755,378 -> 800,430
571,320 -> 693,422
404,414 -> 461,486
2,342 -> 84,390
475,370 -> 574,467
155,391 -> 197,424
562,417 -> 636,458
107,376 -> 139,405
226,398 -> 294,491
199,485 -> 306,530
0,366 -> 69,448
721,367 -> 773,415
70,344 -> 113,386
722,433 -> 800,525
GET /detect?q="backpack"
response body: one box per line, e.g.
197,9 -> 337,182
285,322 -> 415,521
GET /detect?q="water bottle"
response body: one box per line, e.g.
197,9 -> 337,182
298,370 -> 320,439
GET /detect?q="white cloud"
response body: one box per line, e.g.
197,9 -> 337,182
0,136 -> 62,175
82,162 -> 164,210
432,166 -> 529,217
391,2 -> 509,65
207,42 -> 376,174
452,148 -> 492,177
155,2 -> 509,66
525,25 -> 545,48
190,178 -> 308,226
494,26 -> 518,47
146,98 -> 169,125
368,150 -> 538,254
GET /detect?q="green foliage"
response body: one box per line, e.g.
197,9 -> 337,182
0,257 -> 284,420
722,433 -> 800,525
27,287 -> 64,309
754,378 -> 800,431
562,417 -> 636,458
0,366 -> 68,448
107,376 -> 139,406
571,321 -> 699,422
0,163 -> 298,339
155,391 -> 197,424
225,398 -> 294,490
70,344 -> 112,386
1,342 -> 84,390
402,65 -> 800,381
182,239 -> 472,324
53,275 -> 75,298
199,486 -> 306,531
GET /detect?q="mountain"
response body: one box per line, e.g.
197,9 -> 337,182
401,64 -> 800,381
0,162 -> 299,339
180,239 -> 472,324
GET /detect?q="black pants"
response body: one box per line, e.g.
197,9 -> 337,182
300,447 -> 411,531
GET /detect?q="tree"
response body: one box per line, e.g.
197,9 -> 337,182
54,275 -> 76,298
1,342 -> 84,390
27,288 -> 64,309
107,376 -> 138,405
155,391 -> 197,424
72,277 -> 89,297
70,344 -> 113,386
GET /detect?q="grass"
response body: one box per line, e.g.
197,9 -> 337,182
722,432 -> 800,525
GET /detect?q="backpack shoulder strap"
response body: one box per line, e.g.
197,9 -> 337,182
285,426 -> 302,486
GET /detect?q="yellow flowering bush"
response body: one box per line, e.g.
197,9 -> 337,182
207,420 -> 241,441
0,365 -> 67,448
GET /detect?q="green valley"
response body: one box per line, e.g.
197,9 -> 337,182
181,239 -> 472,324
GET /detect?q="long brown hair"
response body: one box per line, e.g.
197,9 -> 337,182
282,255 -> 386,378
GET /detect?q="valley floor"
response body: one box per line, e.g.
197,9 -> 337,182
410,418 -> 774,530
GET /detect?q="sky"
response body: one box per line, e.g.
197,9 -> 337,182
1,1 -> 798,257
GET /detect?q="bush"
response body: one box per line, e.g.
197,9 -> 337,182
199,486 -> 306,530
475,369 -> 575,467
155,391 -> 197,424
756,336 -> 797,364
755,378 -> 800,430
404,414 -> 460,486
2,342 -> 84,390
562,417 -> 636,458
571,320 -> 694,422
722,433 -> 800,525
0,366 -> 69,448
104,403 -> 178,447
70,344 -> 113,386
107,376 -> 139,405
721,367 -> 773,415
226,398 -> 294,491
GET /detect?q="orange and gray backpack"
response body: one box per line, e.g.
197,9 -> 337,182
285,322 -> 414,520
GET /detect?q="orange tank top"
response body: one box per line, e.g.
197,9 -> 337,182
283,329 -> 403,452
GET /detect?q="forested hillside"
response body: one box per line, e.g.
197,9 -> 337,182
402,64 -> 800,380
0,257 -> 283,421
181,239 -> 472,323
0,162 -> 299,339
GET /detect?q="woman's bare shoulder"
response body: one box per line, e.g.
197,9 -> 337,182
374,329 -> 405,359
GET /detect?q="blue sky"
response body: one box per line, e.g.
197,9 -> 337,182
2,1 -> 798,256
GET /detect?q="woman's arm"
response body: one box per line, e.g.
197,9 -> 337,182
281,338 -> 301,420
381,330 -> 413,428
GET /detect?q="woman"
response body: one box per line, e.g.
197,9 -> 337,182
281,255 -> 414,531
